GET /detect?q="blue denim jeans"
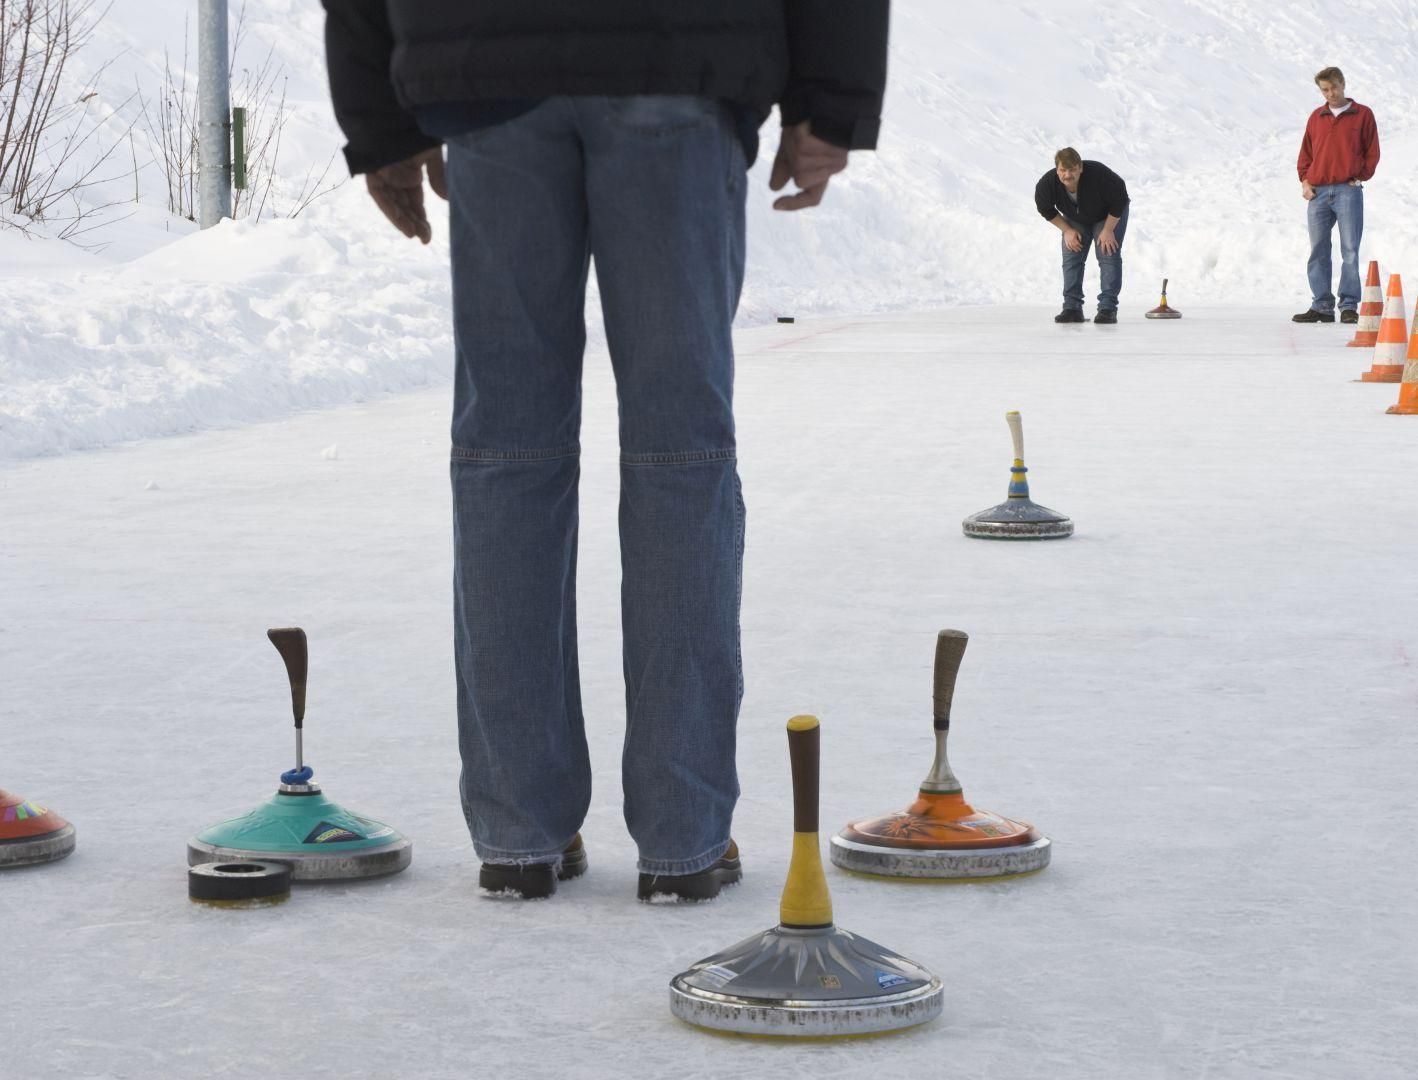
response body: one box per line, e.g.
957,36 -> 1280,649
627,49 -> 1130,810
445,97 -> 746,876
1061,207 -> 1129,313
1306,182 -> 1364,312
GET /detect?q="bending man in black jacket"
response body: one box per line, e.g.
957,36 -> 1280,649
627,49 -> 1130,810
322,2 -> 888,902
1035,148 -> 1131,324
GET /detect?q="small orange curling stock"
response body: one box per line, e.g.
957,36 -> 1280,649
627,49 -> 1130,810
1145,277 -> 1182,319
0,787 -> 76,868
830,629 -> 1051,879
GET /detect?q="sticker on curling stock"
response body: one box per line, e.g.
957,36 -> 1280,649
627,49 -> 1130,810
303,821 -> 364,844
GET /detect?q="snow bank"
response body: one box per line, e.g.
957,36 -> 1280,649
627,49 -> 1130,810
0,194 -> 451,459
3,0 -> 1417,459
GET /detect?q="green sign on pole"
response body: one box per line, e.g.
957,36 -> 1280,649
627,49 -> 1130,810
232,106 -> 247,190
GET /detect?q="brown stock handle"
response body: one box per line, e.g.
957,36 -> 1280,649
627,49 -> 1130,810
933,629 -> 969,731
267,628 -> 308,728
786,716 -> 820,833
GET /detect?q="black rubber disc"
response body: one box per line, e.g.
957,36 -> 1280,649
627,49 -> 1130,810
188,860 -> 292,902
776,316 -> 795,323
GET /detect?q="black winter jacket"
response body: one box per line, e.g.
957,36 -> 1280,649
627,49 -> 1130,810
322,1 -> 889,176
1034,161 -> 1130,227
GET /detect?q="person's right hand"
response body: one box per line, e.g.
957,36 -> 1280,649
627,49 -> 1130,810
1064,228 -> 1084,253
366,148 -> 447,244
1301,180 -> 1316,201
769,121 -> 849,211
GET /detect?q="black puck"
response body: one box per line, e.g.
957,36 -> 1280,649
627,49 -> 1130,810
777,316 -> 795,323
188,860 -> 292,903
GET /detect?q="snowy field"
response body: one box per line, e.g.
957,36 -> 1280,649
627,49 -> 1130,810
4,308 -> 1416,1079
5,0 -> 1418,460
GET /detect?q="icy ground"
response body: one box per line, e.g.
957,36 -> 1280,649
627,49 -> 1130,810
3,308 -> 1416,1079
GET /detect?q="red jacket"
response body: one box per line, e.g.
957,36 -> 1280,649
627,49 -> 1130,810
1297,101 -> 1379,185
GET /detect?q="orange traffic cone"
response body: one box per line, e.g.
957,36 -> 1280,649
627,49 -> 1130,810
1360,274 -> 1407,383
1385,304 -> 1418,414
1346,260 -> 1383,348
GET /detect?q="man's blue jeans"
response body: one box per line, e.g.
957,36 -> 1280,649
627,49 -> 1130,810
444,97 -> 746,876
1061,207 -> 1129,313
1306,182 -> 1364,313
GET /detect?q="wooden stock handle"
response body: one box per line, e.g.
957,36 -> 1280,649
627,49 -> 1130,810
933,630 -> 969,731
786,715 -> 820,833
1006,410 -> 1025,460
267,628 -> 308,728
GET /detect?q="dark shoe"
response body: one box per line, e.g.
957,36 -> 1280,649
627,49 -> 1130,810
1054,308 -> 1086,323
638,840 -> 742,902
1093,310 -> 1118,324
479,834 -> 588,899
1292,309 -> 1335,323
1340,308 -> 1359,325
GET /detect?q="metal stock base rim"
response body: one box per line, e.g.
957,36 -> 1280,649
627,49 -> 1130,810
0,824 -> 76,868
669,978 -> 944,1036
186,837 -> 412,881
829,833 -> 1052,878
962,519 -> 1074,539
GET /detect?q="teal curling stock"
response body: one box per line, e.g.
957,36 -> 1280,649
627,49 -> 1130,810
186,628 -> 412,882
188,788 -> 411,881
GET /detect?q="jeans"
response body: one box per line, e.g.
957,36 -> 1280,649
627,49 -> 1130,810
1061,207 -> 1129,313
1306,182 -> 1364,312
445,97 -> 747,876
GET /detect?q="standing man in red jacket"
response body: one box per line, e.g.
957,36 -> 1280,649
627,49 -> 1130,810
1294,66 -> 1379,324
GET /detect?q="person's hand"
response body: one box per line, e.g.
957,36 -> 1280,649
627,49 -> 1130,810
1064,228 -> 1084,253
365,148 -> 447,243
1096,229 -> 1119,256
769,121 -> 849,211
1301,180 -> 1316,201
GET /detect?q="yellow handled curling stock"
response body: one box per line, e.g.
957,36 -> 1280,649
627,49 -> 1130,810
668,714 -> 943,1037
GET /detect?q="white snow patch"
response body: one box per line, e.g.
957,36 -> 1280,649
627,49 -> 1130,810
4,1 -> 1418,460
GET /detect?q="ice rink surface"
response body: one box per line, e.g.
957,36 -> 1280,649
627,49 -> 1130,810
3,307 -> 1416,1078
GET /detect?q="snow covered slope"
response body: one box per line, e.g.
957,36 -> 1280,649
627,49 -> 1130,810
3,0 -> 1417,458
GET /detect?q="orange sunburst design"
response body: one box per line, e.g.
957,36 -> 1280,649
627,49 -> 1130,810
843,789 -> 1039,850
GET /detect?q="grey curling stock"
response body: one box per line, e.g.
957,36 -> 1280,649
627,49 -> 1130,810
922,630 -> 967,793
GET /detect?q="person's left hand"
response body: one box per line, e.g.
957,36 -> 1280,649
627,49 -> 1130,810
770,121 -> 850,211
1097,229 -> 1119,256
366,148 -> 447,244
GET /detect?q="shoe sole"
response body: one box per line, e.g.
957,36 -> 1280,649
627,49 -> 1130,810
479,846 -> 588,900
637,858 -> 743,903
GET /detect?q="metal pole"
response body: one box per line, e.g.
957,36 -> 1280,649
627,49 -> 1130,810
197,0 -> 231,228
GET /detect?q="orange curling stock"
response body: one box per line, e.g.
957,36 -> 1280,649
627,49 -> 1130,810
840,789 -> 1039,850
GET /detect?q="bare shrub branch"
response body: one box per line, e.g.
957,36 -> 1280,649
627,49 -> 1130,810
1,0 -> 138,239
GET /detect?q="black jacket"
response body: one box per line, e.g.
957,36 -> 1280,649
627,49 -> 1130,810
322,1 -> 889,176
1034,161 -> 1130,227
